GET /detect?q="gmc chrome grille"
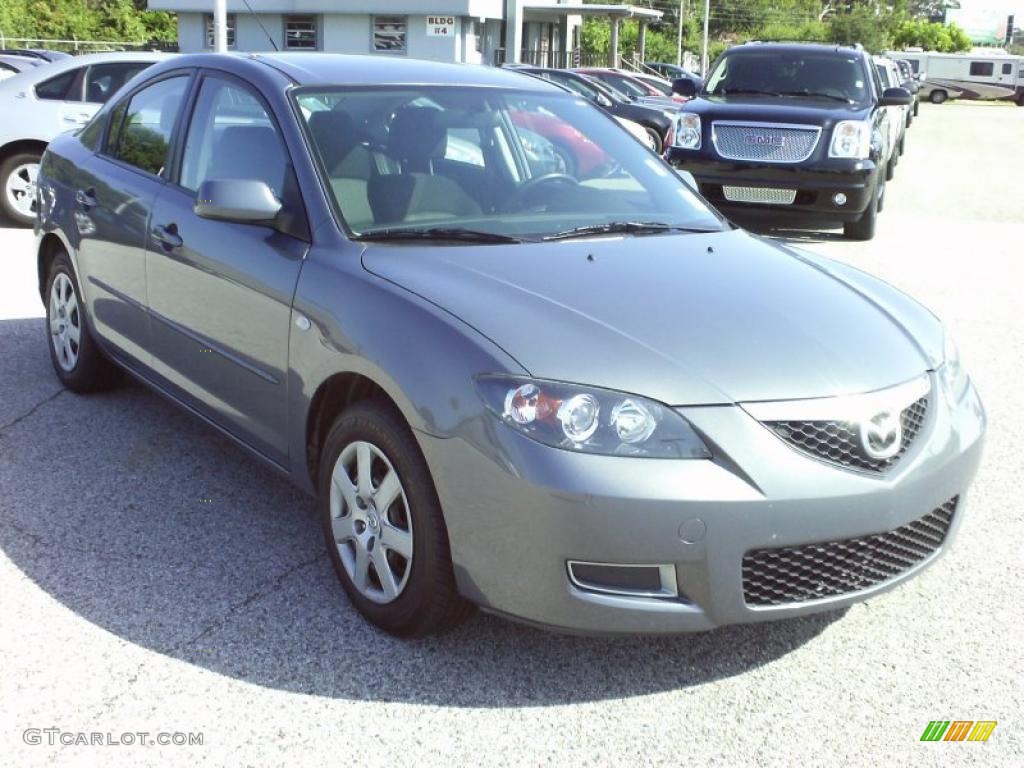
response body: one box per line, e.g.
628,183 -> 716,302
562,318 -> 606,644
768,396 -> 928,473
712,121 -> 821,163
742,497 -> 957,606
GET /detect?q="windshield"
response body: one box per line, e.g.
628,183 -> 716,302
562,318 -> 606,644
295,86 -> 722,240
705,51 -> 870,104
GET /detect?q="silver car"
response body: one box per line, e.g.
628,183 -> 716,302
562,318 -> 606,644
35,53 -> 985,637
0,52 -> 165,225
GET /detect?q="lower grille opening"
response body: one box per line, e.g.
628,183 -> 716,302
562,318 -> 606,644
742,497 -> 958,607
567,561 -> 682,600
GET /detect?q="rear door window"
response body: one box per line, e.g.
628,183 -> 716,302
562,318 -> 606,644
35,69 -> 81,101
106,75 -> 190,177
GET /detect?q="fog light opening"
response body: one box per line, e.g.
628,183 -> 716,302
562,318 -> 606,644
833,192 -> 848,206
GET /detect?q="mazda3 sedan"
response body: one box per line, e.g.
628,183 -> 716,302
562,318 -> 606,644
35,54 -> 985,637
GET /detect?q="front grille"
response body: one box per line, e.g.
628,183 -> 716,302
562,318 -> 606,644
712,122 -> 821,163
722,186 -> 797,205
767,396 -> 928,473
742,497 -> 957,606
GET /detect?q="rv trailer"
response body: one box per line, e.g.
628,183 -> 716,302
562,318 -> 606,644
890,51 -> 1023,105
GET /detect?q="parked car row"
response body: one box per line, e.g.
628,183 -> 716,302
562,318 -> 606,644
665,42 -> 919,240
0,51 -> 165,225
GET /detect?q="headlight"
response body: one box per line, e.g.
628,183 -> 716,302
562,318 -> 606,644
939,328 -> 969,402
829,120 -> 871,159
475,376 -> 710,459
672,113 -> 701,150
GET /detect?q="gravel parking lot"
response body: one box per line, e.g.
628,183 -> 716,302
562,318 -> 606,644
1,102 -> 1022,767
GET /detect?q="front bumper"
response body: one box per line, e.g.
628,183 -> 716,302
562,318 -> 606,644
419,378 -> 985,635
666,152 -> 881,223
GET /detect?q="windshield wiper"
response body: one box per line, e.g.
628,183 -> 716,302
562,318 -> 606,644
717,88 -> 783,97
355,227 -> 525,244
543,221 -> 717,241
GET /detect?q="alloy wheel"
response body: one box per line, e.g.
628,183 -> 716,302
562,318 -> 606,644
329,440 -> 414,604
5,162 -> 38,220
49,273 -> 80,372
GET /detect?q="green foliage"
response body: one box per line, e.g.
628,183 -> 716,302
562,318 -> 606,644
0,0 -> 175,44
828,6 -> 898,53
892,19 -> 972,52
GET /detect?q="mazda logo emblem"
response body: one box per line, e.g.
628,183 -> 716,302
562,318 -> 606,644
859,411 -> 903,460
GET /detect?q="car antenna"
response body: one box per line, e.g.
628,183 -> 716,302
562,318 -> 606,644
239,0 -> 280,51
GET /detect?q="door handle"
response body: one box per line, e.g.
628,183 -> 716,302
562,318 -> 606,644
75,188 -> 97,209
153,223 -> 183,250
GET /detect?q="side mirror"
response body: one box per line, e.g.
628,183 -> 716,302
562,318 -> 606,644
671,78 -> 697,98
880,87 -> 913,107
194,179 -> 282,224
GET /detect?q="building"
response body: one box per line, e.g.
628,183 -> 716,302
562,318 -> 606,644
148,1 -> 661,67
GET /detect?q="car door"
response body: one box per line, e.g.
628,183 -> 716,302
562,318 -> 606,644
73,72 -> 192,366
145,71 -> 308,465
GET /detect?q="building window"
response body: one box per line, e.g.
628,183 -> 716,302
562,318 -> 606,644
205,13 -> 236,49
373,16 -> 407,52
285,15 -> 318,50
968,62 -> 993,77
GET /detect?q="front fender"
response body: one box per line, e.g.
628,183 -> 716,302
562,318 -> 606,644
286,244 -> 527,492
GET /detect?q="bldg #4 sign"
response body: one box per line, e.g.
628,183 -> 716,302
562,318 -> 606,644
426,16 -> 456,36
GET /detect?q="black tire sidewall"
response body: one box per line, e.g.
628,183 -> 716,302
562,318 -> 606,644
0,151 -> 42,227
317,400 -> 459,637
644,126 -> 663,154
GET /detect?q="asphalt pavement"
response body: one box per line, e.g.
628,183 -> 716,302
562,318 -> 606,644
1,101 -> 1022,767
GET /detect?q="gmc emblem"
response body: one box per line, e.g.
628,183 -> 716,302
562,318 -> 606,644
744,134 -> 786,147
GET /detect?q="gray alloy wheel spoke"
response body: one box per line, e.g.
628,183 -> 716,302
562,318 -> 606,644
329,439 -> 414,605
374,469 -> 401,512
372,547 -> 400,600
380,523 -> 413,560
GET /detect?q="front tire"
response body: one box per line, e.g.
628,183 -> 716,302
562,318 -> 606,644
0,151 -> 41,226
929,90 -> 947,104
45,249 -> 121,392
844,182 -> 879,241
643,126 -> 663,154
318,400 -> 473,637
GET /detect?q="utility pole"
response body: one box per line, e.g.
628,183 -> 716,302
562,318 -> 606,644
214,0 -> 227,52
701,0 -> 710,76
676,0 -> 684,66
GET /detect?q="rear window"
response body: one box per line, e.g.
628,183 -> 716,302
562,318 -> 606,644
35,69 -> 79,101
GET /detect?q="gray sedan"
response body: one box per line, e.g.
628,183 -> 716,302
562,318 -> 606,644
35,53 -> 984,637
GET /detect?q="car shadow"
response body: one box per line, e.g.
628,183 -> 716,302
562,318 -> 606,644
0,317 -> 845,707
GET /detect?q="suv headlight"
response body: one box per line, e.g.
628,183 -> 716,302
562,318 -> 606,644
829,119 -> 871,159
939,328 -> 969,402
673,113 -> 701,150
475,376 -> 710,459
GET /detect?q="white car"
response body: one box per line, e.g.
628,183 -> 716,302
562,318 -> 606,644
0,52 -> 166,225
873,56 -> 909,182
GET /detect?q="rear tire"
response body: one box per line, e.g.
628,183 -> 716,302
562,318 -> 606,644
44,249 -> 122,393
898,134 -> 906,156
0,151 -> 42,227
929,90 -> 947,104
844,182 -> 879,241
318,400 -> 474,637
885,154 -> 896,181
913,99 -> 919,116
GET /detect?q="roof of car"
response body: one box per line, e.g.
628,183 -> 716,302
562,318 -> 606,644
0,51 -> 168,90
728,42 -> 865,57
225,52 -> 559,91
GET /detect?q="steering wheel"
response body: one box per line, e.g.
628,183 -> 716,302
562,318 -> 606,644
503,173 -> 579,212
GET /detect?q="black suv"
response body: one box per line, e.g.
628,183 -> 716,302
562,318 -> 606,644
666,43 -> 912,240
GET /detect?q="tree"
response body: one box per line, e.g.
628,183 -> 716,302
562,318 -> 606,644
892,19 -> 971,51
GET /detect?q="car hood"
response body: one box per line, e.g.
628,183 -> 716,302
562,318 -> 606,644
685,95 -> 870,126
362,229 -> 934,405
